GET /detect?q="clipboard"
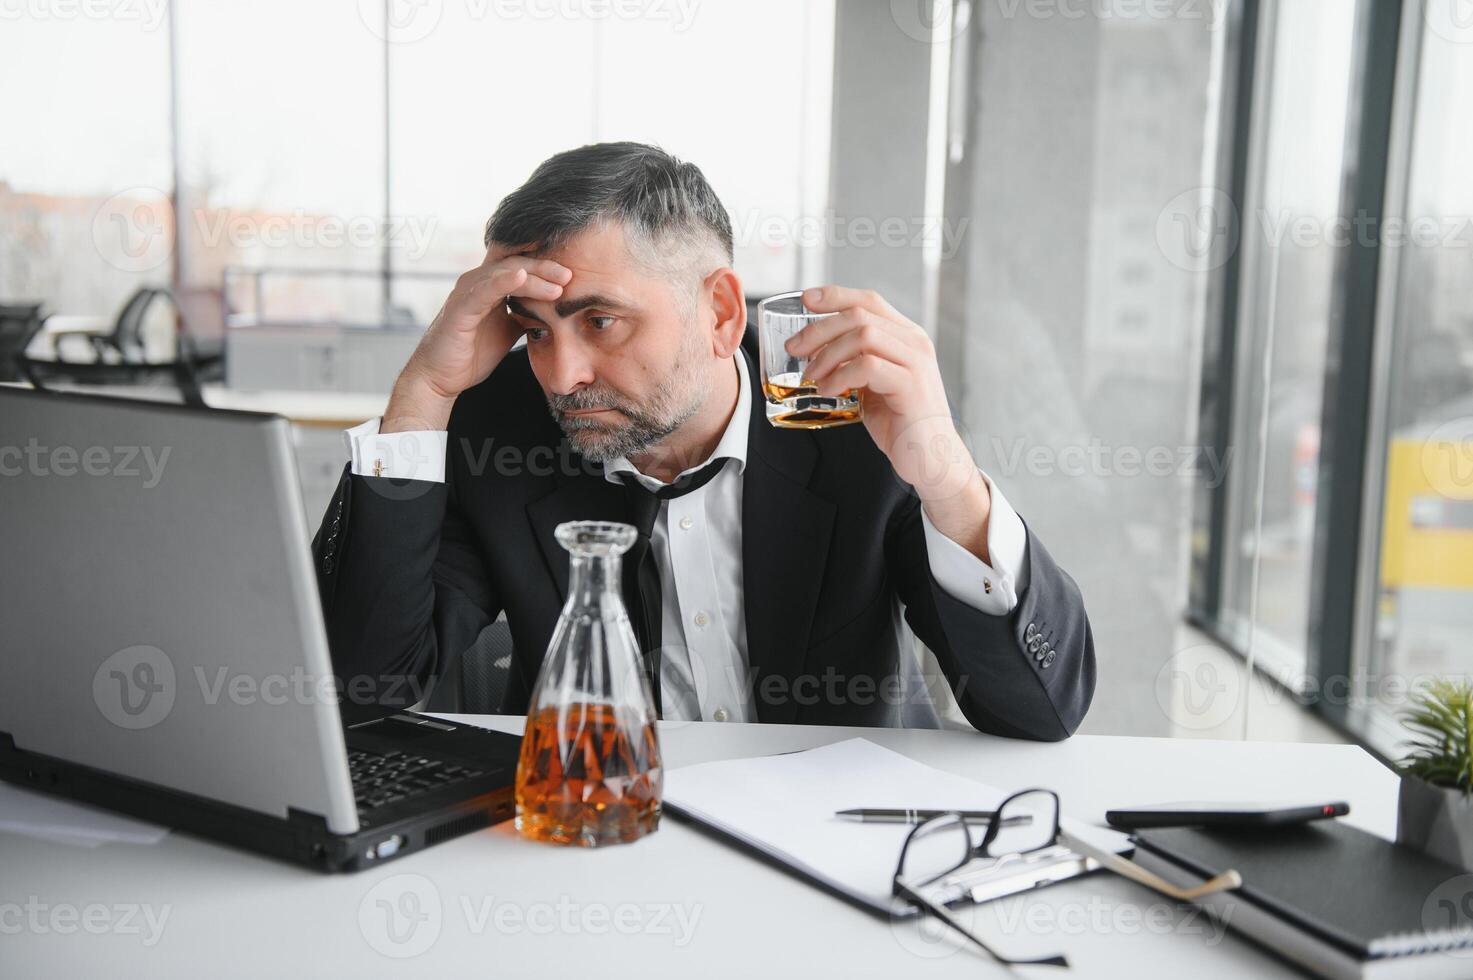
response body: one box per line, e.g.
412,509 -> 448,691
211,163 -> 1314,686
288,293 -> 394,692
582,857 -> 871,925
661,738 -> 1125,920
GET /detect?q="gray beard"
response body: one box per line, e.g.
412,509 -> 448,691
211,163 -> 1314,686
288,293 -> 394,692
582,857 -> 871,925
555,402 -> 696,462
548,373 -> 704,463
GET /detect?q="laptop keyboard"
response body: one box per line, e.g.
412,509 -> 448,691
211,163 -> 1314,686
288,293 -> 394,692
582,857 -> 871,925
348,747 -> 487,817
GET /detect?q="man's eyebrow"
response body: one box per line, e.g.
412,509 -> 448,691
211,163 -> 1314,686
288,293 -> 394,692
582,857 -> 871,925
506,293 -> 633,324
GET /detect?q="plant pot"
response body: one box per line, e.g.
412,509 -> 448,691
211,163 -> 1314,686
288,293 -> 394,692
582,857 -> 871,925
1398,774 -> 1473,871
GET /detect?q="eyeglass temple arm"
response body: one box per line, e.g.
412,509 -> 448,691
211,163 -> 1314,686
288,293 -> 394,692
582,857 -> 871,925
1058,829 -> 1243,902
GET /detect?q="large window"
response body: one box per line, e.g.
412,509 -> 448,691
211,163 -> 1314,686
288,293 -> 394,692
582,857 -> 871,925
0,14 -> 172,334
1190,0 -> 1473,751
386,0 -> 833,323
593,0 -> 833,296
173,1 -> 387,327
1217,0 -> 1359,686
935,0 -> 1221,736
3,1 -> 834,333
1356,4 -> 1473,748
384,7 -> 598,324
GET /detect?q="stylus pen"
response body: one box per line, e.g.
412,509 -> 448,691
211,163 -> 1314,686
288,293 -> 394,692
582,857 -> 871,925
835,808 -> 1033,827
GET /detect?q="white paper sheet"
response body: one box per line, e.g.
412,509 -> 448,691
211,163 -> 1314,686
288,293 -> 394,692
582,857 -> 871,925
663,737 -> 1129,915
0,783 -> 171,847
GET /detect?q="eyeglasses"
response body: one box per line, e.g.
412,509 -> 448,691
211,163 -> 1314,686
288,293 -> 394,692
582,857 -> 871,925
891,788 -> 1243,969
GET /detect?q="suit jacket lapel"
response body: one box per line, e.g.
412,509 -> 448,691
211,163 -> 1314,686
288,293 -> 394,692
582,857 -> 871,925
739,342 -> 836,725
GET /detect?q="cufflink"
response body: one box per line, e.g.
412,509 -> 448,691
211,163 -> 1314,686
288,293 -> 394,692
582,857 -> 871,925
373,458 -> 384,478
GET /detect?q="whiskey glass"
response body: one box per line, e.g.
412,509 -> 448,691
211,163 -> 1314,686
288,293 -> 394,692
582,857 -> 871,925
756,290 -> 864,429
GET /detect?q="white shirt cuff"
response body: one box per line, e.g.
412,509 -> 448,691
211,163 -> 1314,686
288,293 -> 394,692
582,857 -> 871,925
343,417 -> 448,483
921,470 -> 1030,615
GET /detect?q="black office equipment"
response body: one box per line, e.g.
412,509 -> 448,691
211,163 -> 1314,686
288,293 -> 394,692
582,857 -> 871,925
1106,800 -> 1349,830
1133,821 -> 1473,979
0,386 -> 523,871
0,302 -> 47,383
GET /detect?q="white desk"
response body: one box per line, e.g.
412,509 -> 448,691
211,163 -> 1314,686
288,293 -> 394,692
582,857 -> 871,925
0,718 -> 1400,979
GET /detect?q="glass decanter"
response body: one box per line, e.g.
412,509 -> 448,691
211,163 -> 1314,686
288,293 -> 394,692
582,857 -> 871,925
514,521 -> 662,846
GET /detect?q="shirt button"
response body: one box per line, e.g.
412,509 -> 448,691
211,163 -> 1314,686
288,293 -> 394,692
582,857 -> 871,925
693,611 -> 710,628
713,706 -> 729,722
679,516 -> 694,530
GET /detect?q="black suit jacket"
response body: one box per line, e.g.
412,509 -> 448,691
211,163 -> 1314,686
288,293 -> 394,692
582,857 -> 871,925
311,331 -> 1095,739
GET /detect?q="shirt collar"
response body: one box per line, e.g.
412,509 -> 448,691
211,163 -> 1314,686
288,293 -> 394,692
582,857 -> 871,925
601,350 -> 751,491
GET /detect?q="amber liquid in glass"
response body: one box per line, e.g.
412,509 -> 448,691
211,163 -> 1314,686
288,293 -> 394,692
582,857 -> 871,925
515,701 -> 662,846
763,373 -> 863,429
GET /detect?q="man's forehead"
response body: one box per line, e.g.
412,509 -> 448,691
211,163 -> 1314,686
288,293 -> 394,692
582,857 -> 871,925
506,224 -> 679,321
523,220 -> 635,270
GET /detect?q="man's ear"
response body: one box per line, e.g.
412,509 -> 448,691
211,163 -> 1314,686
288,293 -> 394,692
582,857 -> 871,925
703,266 -> 746,358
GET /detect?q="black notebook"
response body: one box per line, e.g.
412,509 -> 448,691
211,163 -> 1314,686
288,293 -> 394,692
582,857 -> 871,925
1134,821 -> 1473,979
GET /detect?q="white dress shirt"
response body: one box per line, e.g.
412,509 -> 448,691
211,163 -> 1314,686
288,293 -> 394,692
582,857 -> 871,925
343,352 -> 1030,723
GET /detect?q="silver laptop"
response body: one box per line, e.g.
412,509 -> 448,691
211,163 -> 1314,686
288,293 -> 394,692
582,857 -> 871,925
0,386 -> 521,870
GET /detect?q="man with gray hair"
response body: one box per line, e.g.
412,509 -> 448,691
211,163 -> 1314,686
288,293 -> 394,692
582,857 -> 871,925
313,141 -> 1095,737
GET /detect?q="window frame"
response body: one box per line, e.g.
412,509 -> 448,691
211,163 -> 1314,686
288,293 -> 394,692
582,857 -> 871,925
1190,0 -> 1412,753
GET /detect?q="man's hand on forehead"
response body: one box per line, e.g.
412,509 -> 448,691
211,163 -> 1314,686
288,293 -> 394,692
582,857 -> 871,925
379,244 -> 574,432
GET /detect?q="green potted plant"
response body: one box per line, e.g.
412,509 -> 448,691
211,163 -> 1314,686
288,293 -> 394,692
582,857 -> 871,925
1398,679 -> 1473,870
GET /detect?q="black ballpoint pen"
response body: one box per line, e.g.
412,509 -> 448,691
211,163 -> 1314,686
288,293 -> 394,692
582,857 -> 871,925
834,808 -> 1032,827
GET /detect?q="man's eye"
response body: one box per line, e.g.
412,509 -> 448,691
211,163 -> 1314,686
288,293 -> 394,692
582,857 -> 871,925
524,326 -> 547,343
588,315 -> 616,331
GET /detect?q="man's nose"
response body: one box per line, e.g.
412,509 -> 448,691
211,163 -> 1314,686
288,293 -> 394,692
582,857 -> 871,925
543,335 -> 597,396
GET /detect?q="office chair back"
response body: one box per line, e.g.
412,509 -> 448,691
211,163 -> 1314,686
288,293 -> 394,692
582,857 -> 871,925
0,303 -> 46,382
109,286 -> 171,360
20,287 -> 212,406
